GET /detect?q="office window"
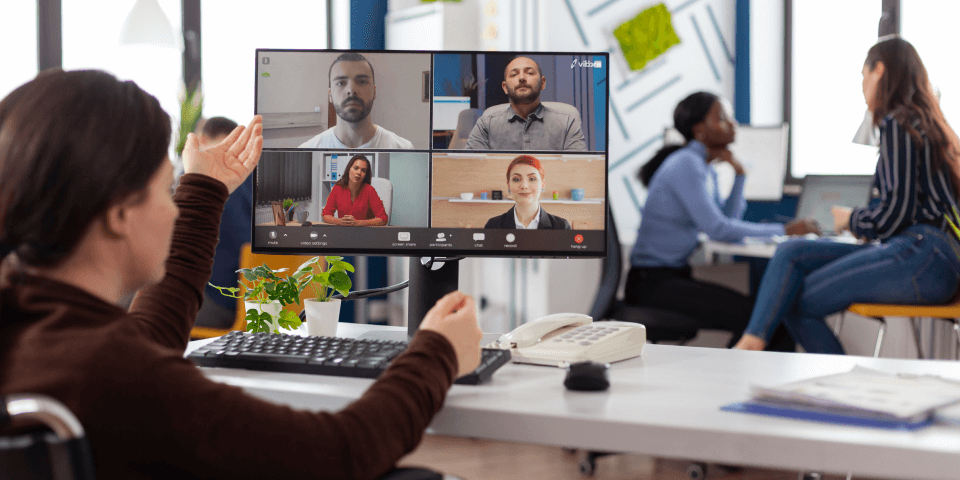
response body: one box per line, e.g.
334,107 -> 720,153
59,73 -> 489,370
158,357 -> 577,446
62,0 -> 183,159
791,0 -> 882,178
0,3 -> 38,100
902,2 -> 960,131
201,1 -> 328,127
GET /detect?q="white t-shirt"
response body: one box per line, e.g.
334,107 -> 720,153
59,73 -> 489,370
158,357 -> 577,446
298,125 -> 414,149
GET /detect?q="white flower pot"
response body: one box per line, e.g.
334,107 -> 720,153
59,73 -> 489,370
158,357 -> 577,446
244,300 -> 282,333
304,298 -> 341,337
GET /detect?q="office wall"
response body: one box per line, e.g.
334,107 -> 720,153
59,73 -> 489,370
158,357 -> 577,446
540,0 -> 737,247
383,152 -> 430,227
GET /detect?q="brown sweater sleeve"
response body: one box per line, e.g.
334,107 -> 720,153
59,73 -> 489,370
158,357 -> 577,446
98,328 -> 457,479
127,174 -> 228,349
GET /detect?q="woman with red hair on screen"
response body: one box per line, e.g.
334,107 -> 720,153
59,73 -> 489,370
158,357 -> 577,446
322,153 -> 388,226
484,154 -> 571,229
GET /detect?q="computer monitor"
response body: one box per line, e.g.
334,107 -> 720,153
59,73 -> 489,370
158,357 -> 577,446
795,175 -> 875,234
251,49 -> 610,334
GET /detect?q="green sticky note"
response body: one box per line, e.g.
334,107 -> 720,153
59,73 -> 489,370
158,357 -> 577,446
614,3 -> 681,71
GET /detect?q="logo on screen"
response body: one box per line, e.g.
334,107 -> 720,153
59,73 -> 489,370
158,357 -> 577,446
571,59 -> 602,68
574,234 -> 584,244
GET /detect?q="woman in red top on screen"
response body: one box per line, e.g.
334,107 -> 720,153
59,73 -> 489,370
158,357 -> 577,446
322,154 -> 388,226
484,154 -> 571,229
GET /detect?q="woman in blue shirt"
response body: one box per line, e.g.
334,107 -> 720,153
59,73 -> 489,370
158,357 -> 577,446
734,37 -> 960,353
625,92 -> 819,349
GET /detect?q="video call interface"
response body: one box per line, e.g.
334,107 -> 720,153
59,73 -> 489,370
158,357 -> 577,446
252,49 -> 609,257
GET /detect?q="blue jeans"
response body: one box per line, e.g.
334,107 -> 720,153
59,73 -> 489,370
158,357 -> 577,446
744,224 -> 960,354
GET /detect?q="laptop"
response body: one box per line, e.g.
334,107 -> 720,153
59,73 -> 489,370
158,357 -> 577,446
795,175 -> 875,235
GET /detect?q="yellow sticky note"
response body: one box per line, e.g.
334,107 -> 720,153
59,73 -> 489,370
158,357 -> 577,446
614,3 -> 681,71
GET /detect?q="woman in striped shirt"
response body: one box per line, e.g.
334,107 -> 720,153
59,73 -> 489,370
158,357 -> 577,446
734,37 -> 960,354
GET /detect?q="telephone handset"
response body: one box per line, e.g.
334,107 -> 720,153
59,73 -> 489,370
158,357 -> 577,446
493,313 -> 646,367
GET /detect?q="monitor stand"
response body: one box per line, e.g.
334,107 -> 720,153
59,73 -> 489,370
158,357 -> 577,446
357,256 -> 461,343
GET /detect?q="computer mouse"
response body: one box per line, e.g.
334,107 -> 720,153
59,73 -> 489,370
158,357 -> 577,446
564,361 -> 610,391
301,221 -> 312,226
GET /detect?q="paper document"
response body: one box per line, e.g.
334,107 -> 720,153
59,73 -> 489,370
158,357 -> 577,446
749,366 -> 960,421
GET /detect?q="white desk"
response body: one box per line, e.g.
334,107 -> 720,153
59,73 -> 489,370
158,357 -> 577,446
701,239 -> 777,264
188,324 -> 960,480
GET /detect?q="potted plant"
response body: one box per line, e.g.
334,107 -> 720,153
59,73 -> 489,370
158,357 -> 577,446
295,256 -> 354,337
209,264 -> 303,334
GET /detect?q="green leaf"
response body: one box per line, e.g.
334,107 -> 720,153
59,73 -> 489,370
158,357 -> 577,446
278,310 -> 302,330
240,269 -> 257,282
329,271 -> 352,293
329,260 -> 355,273
245,309 -> 270,333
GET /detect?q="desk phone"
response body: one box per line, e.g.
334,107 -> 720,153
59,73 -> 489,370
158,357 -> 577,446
492,313 -> 646,367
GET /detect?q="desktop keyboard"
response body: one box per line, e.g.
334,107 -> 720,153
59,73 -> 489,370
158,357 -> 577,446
188,331 -> 511,385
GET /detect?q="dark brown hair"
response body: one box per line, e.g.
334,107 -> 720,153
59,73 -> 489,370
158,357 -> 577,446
0,69 -> 171,266
638,91 -> 718,186
865,37 -> 960,189
201,116 -> 238,140
328,52 -> 375,88
334,154 -> 372,189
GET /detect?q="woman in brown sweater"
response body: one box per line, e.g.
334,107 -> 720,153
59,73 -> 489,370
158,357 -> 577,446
0,69 -> 482,480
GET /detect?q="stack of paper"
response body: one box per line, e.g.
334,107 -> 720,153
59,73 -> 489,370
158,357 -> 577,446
724,366 -> 960,429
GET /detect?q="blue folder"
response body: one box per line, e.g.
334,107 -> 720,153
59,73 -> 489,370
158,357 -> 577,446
722,401 -> 933,431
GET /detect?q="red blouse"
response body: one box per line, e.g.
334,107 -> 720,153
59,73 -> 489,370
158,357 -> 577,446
322,183 -> 388,222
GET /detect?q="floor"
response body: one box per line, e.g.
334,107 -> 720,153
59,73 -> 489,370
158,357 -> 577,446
400,434 -> 889,480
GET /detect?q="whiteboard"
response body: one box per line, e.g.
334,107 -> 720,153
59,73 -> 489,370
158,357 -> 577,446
716,124 -> 789,201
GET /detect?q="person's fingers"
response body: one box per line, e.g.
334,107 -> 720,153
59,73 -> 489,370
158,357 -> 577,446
218,124 -> 245,153
434,290 -> 468,316
447,295 -> 476,318
239,118 -> 263,160
184,132 -> 200,154
240,131 -> 263,171
425,291 -> 467,320
228,125 -> 254,158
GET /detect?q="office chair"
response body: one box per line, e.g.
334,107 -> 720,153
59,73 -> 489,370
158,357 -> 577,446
541,101 -> 581,118
0,394 -> 96,480
588,209 -> 704,343
191,243 -> 316,339
371,177 -> 394,226
448,108 -> 482,149
841,291 -> 960,359
0,393 -> 450,480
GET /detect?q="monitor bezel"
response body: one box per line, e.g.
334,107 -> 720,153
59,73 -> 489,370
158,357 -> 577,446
250,48 -> 610,259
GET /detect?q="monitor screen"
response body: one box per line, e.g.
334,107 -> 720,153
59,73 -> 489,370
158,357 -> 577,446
251,49 -> 609,258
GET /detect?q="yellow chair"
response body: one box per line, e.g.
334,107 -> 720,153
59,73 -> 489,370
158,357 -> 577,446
842,292 -> 960,359
190,243 -> 318,339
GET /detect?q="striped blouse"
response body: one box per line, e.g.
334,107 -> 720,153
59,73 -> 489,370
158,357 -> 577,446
850,114 -> 960,240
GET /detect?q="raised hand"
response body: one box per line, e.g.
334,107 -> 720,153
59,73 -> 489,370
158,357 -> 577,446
182,115 -> 263,193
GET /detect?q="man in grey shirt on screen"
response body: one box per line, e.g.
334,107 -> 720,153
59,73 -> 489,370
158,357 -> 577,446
465,56 -> 587,151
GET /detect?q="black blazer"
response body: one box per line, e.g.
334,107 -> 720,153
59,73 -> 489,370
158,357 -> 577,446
484,206 -> 572,230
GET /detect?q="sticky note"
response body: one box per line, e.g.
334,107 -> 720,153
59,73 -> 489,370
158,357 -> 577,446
614,3 -> 681,71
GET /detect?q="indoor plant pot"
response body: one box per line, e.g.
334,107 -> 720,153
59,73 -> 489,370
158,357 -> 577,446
303,298 -> 341,337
